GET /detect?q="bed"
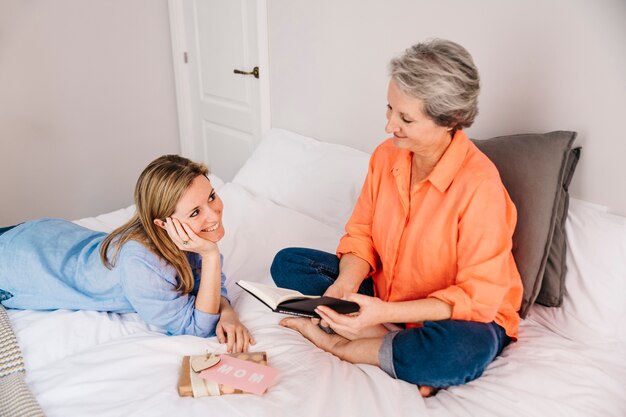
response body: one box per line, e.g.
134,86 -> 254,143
5,129 -> 626,417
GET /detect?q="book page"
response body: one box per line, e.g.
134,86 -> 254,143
237,280 -> 317,309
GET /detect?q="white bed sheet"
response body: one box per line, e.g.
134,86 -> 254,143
9,183 -> 626,417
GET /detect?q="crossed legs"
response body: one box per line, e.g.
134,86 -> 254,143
280,316 -> 437,396
271,248 -> 510,397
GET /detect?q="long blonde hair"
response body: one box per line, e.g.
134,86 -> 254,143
100,155 -> 209,294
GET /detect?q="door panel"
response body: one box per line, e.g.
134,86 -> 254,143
202,121 -> 256,180
178,0 -> 261,180
195,1 -> 248,102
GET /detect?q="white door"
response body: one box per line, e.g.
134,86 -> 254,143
169,0 -> 269,181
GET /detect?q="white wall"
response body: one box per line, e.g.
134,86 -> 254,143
2,0 -> 624,223
267,0 -> 626,216
0,0 -> 180,225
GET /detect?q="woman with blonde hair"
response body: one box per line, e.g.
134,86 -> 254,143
0,155 -> 254,352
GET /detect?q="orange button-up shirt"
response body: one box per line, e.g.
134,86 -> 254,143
336,131 -> 523,338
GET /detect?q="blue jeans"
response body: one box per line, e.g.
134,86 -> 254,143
0,225 -> 18,236
0,225 -> 18,302
271,247 -> 374,296
270,247 -> 511,388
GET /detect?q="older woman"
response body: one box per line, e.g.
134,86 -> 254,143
270,39 -> 523,395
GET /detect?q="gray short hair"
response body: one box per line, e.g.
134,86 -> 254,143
389,39 -> 480,129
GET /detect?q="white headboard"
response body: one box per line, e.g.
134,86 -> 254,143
266,0 -> 626,216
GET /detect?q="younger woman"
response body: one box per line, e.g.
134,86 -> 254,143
0,155 -> 254,353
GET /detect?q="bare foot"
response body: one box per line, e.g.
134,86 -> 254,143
280,317 -> 348,353
418,385 -> 439,397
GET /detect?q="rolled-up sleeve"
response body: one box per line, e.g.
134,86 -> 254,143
120,249 -> 221,337
428,177 -> 519,323
336,153 -> 380,273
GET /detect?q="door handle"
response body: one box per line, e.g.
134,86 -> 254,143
233,66 -> 259,79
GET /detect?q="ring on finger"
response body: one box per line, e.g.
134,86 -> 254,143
182,240 -> 189,246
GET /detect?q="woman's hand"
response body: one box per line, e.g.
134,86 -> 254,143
164,217 -> 219,257
321,280 -> 358,329
323,254 -> 370,299
216,301 -> 256,353
315,293 -> 389,340
323,280 -> 355,299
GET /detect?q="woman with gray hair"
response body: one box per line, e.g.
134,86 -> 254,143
271,39 -> 523,395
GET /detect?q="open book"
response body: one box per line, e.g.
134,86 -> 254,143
236,280 -> 359,318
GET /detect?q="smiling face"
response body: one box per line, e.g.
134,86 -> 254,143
171,175 -> 225,242
385,79 -> 452,158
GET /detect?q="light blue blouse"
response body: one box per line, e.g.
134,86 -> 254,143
0,219 -> 228,337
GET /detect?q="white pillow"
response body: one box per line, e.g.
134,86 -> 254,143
232,128 -> 370,230
529,199 -> 626,344
208,173 -> 225,190
217,182 -> 344,284
74,205 -> 136,232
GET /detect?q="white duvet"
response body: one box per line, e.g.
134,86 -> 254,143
9,130 -> 626,417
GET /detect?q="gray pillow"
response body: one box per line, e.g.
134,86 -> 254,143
535,147 -> 581,307
472,131 -> 579,317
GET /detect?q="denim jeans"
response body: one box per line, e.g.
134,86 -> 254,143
0,225 -> 18,236
0,225 -> 18,301
270,247 -> 374,296
270,247 -> 511,388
